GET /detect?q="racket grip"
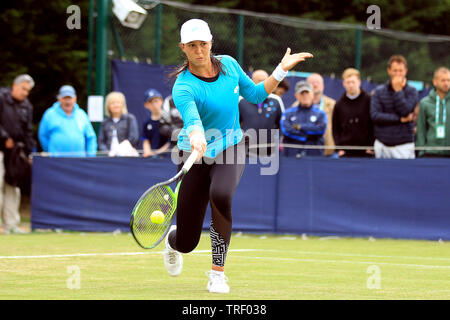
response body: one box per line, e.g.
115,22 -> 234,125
182,149 -> 199,173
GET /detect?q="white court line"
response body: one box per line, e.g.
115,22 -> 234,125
1,249 -> 449,270
261,249 -> 450,262
194,253 -> 450,270
0,249 -> 258,260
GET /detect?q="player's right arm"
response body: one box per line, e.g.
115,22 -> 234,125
173,84 -> 206,159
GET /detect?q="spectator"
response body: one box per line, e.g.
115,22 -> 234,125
416,67 -> 450,157
280,81 -> 327,157
98,91 -> 139,156
273,78 -> 290,99
307,73 -> 336,157
332,68 -> 374,157
38,85 -> 97,156
239,69 -> 285,156
159,94 -> 184,147
370,55 -> 418,159
0,74 -> 35,234
142,89 -> 170,158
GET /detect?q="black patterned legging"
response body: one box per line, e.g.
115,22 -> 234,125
168,141 -> 246,268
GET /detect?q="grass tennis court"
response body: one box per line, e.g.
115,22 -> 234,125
0,231 -> 449,300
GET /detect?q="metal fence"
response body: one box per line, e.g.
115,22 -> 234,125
109,0 -> 450,86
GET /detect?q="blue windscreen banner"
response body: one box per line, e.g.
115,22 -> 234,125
31,156 -> 450,240
111,60 -> 175,142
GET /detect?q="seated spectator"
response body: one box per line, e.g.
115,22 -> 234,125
38,85 -> 97,156
159,94 -> 184,147
280,81 -> 327,157
370,55 -> 418,159
142,89 -> 170,158
333,68 -> 374,157
416,67 -> 450,157
273,78 -> 290,99
239,69 -> 285,156
98,91 -> 139,156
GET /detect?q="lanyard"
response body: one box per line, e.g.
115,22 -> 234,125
435,96 -> 447,124
312,97 -> 324,110
318,97 -> 324,111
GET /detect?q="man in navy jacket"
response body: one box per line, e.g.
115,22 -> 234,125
370,55 -> 418,159
280,81 -> 327,157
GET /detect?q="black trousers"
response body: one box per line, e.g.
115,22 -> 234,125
168,139 -> 247,267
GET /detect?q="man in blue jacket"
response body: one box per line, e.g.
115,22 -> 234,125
370,55 -> 418,159
38,85 -> 97,156
280,81 -> 327,157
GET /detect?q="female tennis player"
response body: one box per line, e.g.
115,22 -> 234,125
164,18 -> 313,293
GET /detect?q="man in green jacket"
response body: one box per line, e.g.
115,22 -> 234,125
416,67 -> 450,157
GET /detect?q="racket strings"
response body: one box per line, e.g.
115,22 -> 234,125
132,185 -> 176,248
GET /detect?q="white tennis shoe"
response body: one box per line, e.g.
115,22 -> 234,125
206,270 -> 230,294
163,225 -> 183,277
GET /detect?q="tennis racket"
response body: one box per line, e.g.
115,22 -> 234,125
130,150 -> 199,249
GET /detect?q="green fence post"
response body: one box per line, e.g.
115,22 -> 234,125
355,28 -> 362,71
87,0 -> 94,99
237,14 -> 244,65
93,0 -> 109,135
111,20 -> 125,59
154,3 -> 162,65
95,0 -> 109,97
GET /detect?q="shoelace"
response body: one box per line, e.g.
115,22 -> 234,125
168,250 -> 177,264
206,271 -> 228,284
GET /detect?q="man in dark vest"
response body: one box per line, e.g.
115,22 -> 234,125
0,74 -> 35,234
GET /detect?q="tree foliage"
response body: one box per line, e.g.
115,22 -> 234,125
0,0 -> 89,125
183,0 -> 450,36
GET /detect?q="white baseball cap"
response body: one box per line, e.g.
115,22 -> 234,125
180,19 -> 213,44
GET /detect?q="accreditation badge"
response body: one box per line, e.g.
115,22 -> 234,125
436,125 -> 446,139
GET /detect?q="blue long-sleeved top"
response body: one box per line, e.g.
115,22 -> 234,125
370,81 -> 418,146
280,105 -> 327,143
172,55 -> 268,158
38,102 -> 97,156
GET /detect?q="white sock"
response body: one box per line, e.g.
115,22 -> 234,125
211,269 -> 224,275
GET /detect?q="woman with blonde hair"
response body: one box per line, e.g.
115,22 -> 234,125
98,91 -> 139,155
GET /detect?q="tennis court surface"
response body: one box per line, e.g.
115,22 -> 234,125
1,231 -> 449,300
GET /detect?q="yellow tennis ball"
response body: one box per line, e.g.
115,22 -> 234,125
150,210 -> 165,224
163,194 -> 169,201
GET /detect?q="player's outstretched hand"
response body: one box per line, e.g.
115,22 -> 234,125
280,48 -> 313,72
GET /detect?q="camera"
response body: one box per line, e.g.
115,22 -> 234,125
112,0 -> 147,29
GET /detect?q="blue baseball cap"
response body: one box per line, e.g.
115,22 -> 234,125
58,85 -> 76,98
144,88 -> 162,102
